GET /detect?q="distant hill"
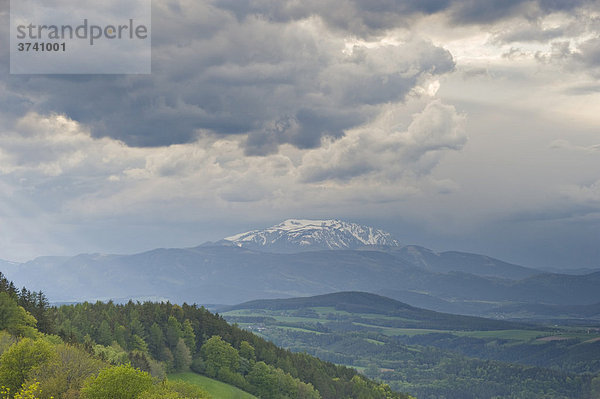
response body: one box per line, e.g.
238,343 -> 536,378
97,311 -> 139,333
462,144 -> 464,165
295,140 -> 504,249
388,245 -> 540,280
536,266 -> 600,275
227,291 -> 419,312
4,244 -> 600,319
0,259 -> 20,271
220,292 -> 597,399
490,301 -> 600,319
2,219 -> 597,319
224,291 -> 534,331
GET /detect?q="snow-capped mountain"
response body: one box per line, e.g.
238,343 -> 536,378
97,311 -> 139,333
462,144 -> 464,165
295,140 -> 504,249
223,219 -> 401,252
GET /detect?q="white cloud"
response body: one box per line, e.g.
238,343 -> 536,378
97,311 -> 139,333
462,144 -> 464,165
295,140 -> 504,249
550,139 -> 600,153
299,100 -> 466,183
0,99 -> 463,226
2,6 -> 455,154
561,180 -> 600,208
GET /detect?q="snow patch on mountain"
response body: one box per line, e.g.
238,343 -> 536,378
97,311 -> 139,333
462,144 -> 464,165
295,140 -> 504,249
224,219 -> 401,252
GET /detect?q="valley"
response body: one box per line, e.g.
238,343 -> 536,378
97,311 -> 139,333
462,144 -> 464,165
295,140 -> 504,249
221,292 -> 600,399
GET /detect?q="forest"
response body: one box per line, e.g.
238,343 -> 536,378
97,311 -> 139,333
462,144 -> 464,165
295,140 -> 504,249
221,292 -> 600,399
0,272 -> 411,399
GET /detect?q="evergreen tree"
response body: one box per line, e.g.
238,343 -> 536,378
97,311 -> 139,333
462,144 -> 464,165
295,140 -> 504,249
130,334 -> 149,353
173,338 -> 192,371
182,319 -> 196,354
114,324 -> 128,349
147,322 -> 165,359
165,316 -> 181,349
96,320 -> 112,346
0,292 -> 37,338
130,318 -> 147,342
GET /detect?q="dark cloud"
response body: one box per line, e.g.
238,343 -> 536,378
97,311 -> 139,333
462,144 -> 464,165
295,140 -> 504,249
215,0 -> 452,35
449,0 -> 528,24
3,0 -> 589,154
536,0 -> 597,12
2,0 -> 454,154
575,37 -> 600,69
245,109 -> 362,156
450,0 -> 595,24
216,0 -> 595,31
533,36 -> 600,76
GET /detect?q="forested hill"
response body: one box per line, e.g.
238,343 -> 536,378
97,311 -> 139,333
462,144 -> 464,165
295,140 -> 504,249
224,291 -> 537,331
0,272 -> 412,399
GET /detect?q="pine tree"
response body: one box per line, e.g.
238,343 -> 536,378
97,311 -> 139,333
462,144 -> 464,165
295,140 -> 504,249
182,319 -> 196,354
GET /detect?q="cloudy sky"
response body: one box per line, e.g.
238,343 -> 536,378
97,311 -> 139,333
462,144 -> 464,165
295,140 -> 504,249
1,0 -> 599,269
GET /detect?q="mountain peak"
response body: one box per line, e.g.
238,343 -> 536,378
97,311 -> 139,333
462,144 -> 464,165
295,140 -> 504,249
224,219 -> 401,252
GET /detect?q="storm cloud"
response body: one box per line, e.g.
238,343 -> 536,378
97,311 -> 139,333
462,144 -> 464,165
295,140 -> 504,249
1,0 -> 596,151
1,0 -> 600,269
2,0 -> 454,153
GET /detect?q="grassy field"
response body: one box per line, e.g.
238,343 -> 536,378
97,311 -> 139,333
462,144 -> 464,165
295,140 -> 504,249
169,372 -> 257,399
453,329 -> 549,340
226,309 -> 549,341
274,325 -> 326,334
225,304 -> 600,368
359,324 -> 550,341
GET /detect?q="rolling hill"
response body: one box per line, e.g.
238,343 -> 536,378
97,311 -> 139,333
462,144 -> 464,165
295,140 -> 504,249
223,291 -> 536,331
220,291 -> 599,399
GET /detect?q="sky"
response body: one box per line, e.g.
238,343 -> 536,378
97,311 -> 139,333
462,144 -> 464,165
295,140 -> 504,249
0,0 -> 599,270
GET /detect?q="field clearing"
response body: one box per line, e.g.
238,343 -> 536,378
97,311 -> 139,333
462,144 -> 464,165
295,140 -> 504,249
225,313 -> 324,324
452,329 -> 550,341
226,307 -> 600,344
269,315 -> 324,323
311,307 -> 414,321
226,309 -> 429,326
169,372 -> 257,399
231,324 -> 269,339
312,306 -> 353,316
353,323 -> 450,336
352,323 -> 551,341
537,336 -> 571,342
274,325 -> 326,334
225,307 -> 415,323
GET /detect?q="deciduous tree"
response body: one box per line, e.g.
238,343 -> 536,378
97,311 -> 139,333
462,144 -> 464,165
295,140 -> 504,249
201,335 -> 239,378
80,364 -> 152,399
0,338 -> 55,394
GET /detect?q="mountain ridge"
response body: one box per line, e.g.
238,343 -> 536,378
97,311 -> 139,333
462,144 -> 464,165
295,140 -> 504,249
389,245 -> 541,280
4,244 -> 600,318
224,219 -> 401,252
2,219 -> 597,320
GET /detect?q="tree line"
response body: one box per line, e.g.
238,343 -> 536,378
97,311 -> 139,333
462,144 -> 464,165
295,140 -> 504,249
0,272 -> 413,399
